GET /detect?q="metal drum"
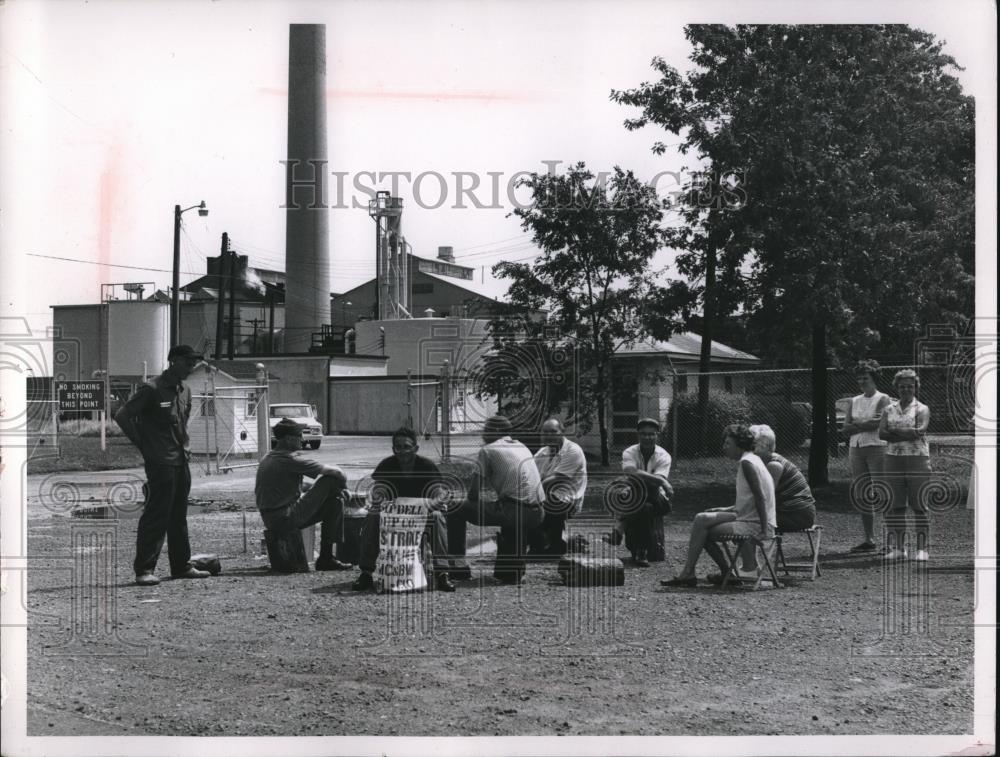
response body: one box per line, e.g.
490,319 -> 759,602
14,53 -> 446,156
337,493 -> 369,565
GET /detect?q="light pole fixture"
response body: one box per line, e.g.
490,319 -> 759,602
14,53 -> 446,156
171,200 -> 209,346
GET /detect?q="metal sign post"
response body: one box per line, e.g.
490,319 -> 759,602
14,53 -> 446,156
255,364 -> 269,461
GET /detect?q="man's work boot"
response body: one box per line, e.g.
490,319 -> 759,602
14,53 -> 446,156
434,573 -> 457,592
352,572 -> 374,591
449,560 -> 472,580
171,566 -> 210,579
135,572 -> 160,587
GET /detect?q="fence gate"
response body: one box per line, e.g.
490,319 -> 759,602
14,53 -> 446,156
190,374 -> 269,474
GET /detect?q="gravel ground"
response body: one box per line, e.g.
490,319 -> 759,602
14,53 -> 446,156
24,497 -> 976,738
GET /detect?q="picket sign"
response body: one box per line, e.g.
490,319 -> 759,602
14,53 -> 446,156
374,497 -> 431,594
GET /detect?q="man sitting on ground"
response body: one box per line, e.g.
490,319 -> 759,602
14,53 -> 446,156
254,418 -> 352,571
352,427 -> 456,592
532,418 -> 588,555
447,415 -> 545,584
612,418 -> 673,567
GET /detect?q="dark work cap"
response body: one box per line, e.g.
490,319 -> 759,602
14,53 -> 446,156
636,417 -> 660,432
483,415 -> 513,434
167,345 -> 204,361
273,418 -> 303,438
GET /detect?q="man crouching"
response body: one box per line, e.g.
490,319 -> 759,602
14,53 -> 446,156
255,418 -> 352,571
352,427 -> 456,593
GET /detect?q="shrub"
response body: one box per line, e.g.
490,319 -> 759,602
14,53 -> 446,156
665,391 -> 753,456
63,419 -> 125,438
749,397 -> 810,451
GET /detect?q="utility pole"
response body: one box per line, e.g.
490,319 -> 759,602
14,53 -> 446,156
170,201 -> 208,346
214,232 -> 229,359
227,247 -> 237,359
171,204 -> 181,346
267,286 -> 276,355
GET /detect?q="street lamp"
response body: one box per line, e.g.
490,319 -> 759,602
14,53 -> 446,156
342,299 -> 352,325
171,200 -> 209,346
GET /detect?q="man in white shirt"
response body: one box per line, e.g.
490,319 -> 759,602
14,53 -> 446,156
447,415 -> 545,584
611,417 -> 673,567
532,418 -> 588,555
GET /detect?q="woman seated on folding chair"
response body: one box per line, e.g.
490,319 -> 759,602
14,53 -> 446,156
749,424 -> 815,530
661,424 -> 776,588
726,424 -> 817,575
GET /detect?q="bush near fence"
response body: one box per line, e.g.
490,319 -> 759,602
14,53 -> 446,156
665,391 -> 752,456
665,390 -> 808,456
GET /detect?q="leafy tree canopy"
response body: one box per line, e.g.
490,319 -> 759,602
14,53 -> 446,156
612,24 -> 974,365
483,163 -> 690,464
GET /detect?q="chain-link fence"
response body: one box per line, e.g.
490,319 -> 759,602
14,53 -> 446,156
190,382 -> 268,474
611,364 -> 976,483
26,399 -> 59,458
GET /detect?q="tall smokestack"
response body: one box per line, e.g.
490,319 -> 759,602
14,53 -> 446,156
284,24 -> 330,352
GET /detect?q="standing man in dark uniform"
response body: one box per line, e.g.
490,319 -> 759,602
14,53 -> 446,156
114,345 -> 210,586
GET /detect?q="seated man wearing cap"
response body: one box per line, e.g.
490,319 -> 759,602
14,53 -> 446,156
447,415 -> 545,584
255,418 -> 352,571
351,427 -> 456,592
115,344 -> 211,586
610,417 -> 673,567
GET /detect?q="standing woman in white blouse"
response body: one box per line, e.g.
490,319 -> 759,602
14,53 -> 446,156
878,369 -> 932,561
843,360 -> 891,553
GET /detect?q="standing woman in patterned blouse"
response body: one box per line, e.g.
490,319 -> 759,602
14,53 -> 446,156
878,369 -> 932,562
843,360 -> 891,553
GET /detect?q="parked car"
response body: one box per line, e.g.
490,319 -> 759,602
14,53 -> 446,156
269,403 -> 323,450
791,401 -> 848,435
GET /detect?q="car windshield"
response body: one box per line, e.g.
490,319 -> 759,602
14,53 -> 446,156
271,406 -> 310,419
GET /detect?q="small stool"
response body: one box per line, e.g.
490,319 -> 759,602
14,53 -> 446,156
775,525 -> 823,581
264,528 -> 311,573
710,533 -> 783,590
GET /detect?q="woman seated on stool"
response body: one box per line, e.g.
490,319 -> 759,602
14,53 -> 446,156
661,424 -> 776,587
749,424 -> 815,531
725,424 -> 816,578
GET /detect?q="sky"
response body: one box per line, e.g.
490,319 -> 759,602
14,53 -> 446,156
1,0 -> 996,348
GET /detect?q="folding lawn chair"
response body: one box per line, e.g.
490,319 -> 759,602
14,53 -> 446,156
709,532 -> 783,590
775,525 -> 823,581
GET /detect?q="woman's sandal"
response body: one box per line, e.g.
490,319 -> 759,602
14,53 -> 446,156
660,576 -> 698,587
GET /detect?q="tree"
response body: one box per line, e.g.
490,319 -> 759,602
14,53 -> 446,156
611,25 -> 974,484
483,163 -> 689,466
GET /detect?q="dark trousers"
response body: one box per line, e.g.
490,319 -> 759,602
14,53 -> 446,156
447,499 -> 544,581
134,462 -> 192,576
538,512 -> 568,554
532,496 -> 579,555
261,475 -> 345,557
622,507 -> 666,561
358,508 -> 450,573
777,506 -> 816,532
622,497 -> 669,562
611,476 -> 669,561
